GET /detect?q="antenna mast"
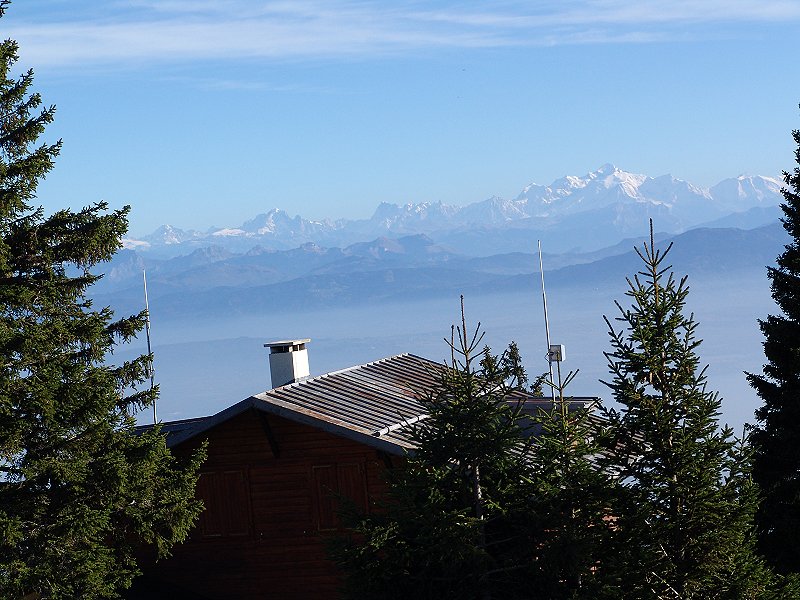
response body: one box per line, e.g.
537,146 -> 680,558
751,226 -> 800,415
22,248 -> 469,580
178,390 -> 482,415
143,270 -> 157,424
538,241 -> 556,401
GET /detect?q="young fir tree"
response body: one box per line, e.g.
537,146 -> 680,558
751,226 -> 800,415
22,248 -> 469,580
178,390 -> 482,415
747,114 -> 800,574
0,4 -> 204,597
602,223 -> 786,599
524,369 -> 621,599
333,298 -> 618,599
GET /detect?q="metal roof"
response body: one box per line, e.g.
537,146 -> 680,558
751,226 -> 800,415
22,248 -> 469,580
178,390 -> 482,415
148,354 -> 440,455
144,352 -> 601,457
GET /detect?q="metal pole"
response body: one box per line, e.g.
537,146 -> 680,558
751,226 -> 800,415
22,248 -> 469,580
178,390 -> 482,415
538,241 -> 556,401
143,270 -> 157,424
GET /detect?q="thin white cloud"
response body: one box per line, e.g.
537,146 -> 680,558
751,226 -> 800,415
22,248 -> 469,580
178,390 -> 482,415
411,0 -> 800,28
161,74 -> 336,93
5,0 -> 799,69
564,0 -> 800,24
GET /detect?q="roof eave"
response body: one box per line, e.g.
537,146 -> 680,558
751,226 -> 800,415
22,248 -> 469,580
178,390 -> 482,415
163,395 -> 415,457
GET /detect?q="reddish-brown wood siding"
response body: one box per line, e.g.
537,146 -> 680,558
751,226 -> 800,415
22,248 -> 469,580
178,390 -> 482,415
140,409 -> 393,599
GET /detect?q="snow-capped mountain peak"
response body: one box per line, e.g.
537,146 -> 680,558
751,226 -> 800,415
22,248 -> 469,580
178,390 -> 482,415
141,224 -> 201,245
519,165 -> 650,216
710,175 -> 783,209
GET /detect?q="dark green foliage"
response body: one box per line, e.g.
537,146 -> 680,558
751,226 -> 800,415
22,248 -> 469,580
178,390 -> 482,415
748,112 -> 800,574
524,371 -> 620,599
332,298 -> 617,599
602,224 -> 785,599
333,303 -> 533,599
0,5 -> 204,597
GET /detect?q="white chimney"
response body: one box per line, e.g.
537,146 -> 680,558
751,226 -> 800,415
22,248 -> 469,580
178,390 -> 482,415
264,339 -> 311,388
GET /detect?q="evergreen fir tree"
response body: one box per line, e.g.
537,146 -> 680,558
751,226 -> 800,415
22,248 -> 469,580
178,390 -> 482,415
602,222 -> 784,599
333,298 -> 617,599
524,370 -> 620,599
0,4 -> 204,597
747,112 -> 800,574
333,301 -> 533,599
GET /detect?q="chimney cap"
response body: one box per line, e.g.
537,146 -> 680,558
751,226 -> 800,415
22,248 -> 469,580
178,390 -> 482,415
264,338 -> 311,347
264,339 -> 311,354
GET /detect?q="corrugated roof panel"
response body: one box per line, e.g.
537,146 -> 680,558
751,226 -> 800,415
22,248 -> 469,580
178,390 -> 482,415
269,377 -> 413,431
258,354 -> 435,432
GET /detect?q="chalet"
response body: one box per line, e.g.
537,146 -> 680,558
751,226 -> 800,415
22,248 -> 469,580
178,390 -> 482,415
129,339 -> 596,599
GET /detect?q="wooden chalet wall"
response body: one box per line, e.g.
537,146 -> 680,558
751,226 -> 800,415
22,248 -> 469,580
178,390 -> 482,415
138,409 -> 394,599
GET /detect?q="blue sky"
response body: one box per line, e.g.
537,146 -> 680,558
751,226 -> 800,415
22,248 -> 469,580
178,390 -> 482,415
5,1 -> 800,236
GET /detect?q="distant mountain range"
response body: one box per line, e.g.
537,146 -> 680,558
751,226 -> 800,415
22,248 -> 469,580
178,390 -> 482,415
125,165 -> 784,257
95,221 -> 789,321
93,164 -> 790,324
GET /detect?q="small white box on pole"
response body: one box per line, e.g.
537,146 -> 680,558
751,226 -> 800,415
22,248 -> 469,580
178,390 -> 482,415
548,344 -> 566,362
